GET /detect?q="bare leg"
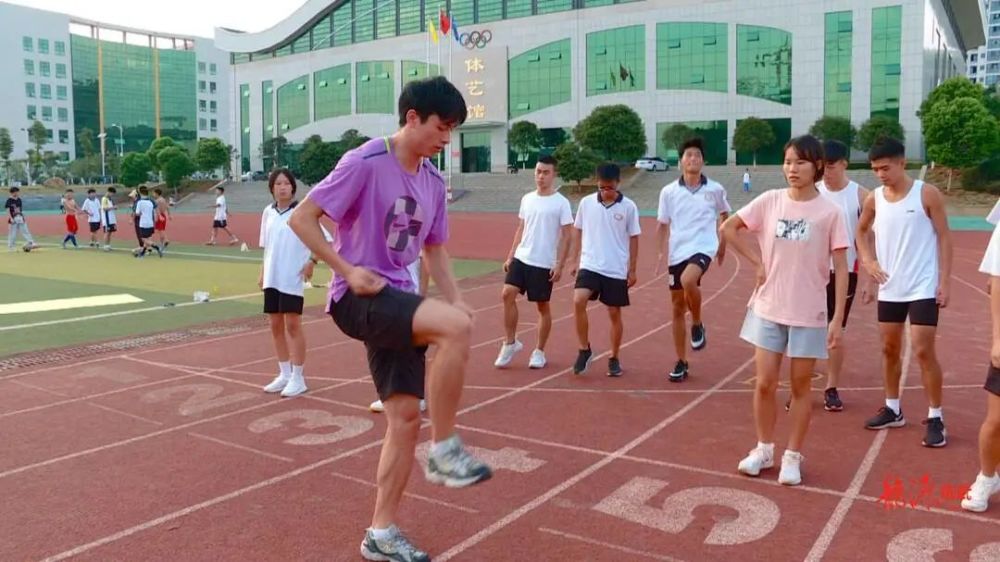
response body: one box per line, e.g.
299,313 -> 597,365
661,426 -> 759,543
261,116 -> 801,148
911,324 -> 942,409
268,314 -> 289,363
412,298 -> 473,443
879,322 -> 905,400
608,306 -> 623,358
826,341 -> 844,389
979,392 -> 1000,475
753,347 -> 783,443
536,301 -> 552,351
573,288 -> 591,350
680,265 -> 703,325
670,290 -> 687,362
370,396 -> 421,528
787,357 -> 817,451
501,284 -> 519,344
284,313 -> 305,366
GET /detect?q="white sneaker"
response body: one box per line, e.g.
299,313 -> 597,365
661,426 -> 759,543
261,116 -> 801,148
263,374 -> 289,393
528,349 -> 546,369
368,399 -> 426,413
280,375 -> 308,397
778,450 -> 804,486
961,472 -> 1000,512
737,444 -> 774,477
493,339 -> 523,368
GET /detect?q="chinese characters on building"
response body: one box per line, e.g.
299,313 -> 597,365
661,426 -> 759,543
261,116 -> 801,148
465,56 -> 485,120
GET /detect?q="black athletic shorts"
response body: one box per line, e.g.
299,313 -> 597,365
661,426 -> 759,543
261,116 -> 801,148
668,253 -> 712,291
827,272 -> 859,328
330,286 -> 427,401
986,365 -> 1000,397
264,288 -> 304,314
575,269 -> 629,307
877,298 -> 939,326
139,227 -> 155,239
213,220 -> 228,228
89,221 -> 101,233
504,258 -> 554,302
103,223 -> 117,233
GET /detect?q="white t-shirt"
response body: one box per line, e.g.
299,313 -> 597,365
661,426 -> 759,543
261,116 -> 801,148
82,198 -> 101,223
656,175 -> 731,265
101,195 -> 117,226
260,202 -> 332,297
574,192 -> 642,279
982,198 -> 1000,277
136,198 -> 156,228
215,195 -> 227,221
514,191 -> 574,269
818,180 -> 862,271
743,173 -> 751,184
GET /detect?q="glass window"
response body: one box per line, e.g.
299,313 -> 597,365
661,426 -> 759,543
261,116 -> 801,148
736,25 -> 792,105
40,62 -> 50,77
507,0 -> 532,19
24,60 -> 34,76
210,119 -> 217,132
38,39 -> 49,54
312,15 -> 333,49
587,25 -> 645,96
277,75 -> 310,131
56,63 -> 66,79
233,53 -> 250,64
423,0 -> 446,34
399,0 -> 422,35
57,107 -> 68,122
239,83 -> 250,172
27,105 -> 37,120
333,2 -> 353,46
45,129 -> 53,142
356,61 -> 395,114
262,80 -> 274,140
656,120 -> 728,164
356,0 -> 375,42
198,61 -> 206,73
478,0 -> 503,23
23,36 -> 32,52
210,82 -> 217,94
825,11 -> 853,119
56,85 -> 67,100
314,64 -> 352,120
402,60 -> 441,86
584,0 -> 614,6
377,0 -> 397,40
292,31 -> 311,53
735,117 -> 791,165
199,80 -> 206,92
871,5 -> 902,120
59,129 -> 69,144
210,63 -> 217,75
451,0 -> 474,26
59,151 -> 70,161
25,83 -> 35,98
509,39 -> 571,118
656,22 -> 727,93
40,84 -> 51,99
42,106 -> 52,121
199,117 -> 207,131
210,100 -> 217,113
55,41 -> 65,56
537,0 -> 572,15
199,99 -> 207,112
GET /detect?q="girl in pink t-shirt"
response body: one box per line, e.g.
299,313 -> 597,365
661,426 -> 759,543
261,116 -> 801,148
720,135 -> 849,486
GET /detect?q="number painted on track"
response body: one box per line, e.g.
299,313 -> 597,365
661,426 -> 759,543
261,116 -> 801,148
593,477 -> 780,545
247,409 -> 373,445
141,383 -> 256,416
887,528 -> 1000,562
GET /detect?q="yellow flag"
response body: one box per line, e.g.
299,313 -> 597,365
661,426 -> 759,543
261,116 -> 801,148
428,20 -> 439,44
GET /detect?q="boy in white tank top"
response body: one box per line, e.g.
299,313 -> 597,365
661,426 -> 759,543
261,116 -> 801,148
856,137 -> 953,448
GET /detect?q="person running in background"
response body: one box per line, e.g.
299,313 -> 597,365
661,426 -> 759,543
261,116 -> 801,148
721,135 -> 848,486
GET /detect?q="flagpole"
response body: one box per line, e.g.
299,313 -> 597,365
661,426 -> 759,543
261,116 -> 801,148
447,25 -> 453,201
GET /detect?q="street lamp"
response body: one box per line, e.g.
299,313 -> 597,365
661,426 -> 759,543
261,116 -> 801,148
109,123 -> 124,156
97,132 -> 107,179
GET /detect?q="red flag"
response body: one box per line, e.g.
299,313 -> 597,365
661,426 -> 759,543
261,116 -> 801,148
439,8 -> 451,35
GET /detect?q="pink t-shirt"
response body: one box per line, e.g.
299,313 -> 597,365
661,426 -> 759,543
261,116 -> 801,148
737,189 -> 849,328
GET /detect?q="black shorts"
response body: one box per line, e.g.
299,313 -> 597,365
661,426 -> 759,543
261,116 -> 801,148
89,222 -> 101,233
986,365 -> 1000,397
330,286 -> 427,401
213,220 -> 228,228
139,227 -> 154,239
667,253 -> 712,291
877,298 -> 939,326
103,224 -> 117,233
827,272 -> 859,328
504,258 -> 554,302
263,288 -> 304,314
575,269 -> 629,307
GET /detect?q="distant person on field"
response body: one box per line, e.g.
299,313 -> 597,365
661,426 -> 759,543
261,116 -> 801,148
5,187 -> 36,251
207,185 -> 239,245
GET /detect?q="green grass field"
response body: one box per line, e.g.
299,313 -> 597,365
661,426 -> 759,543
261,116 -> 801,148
1,238 -> 500,357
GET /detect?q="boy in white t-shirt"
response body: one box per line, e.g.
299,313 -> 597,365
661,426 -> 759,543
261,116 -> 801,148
655,138 -> 731,382
132,186 -> 162,258
81,188 -> 102,247
207,186 -> 239,246
961,198 -> 1000,513
100,187 -> 118,251
569,162 -> 642,377
495,155 -> 574,370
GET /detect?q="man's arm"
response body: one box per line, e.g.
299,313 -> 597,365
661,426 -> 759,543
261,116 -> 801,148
716,211 -> 730,264
423,243 -> 462,304
655,221 -> 670,274
856,192 -> 886,286
627,235 -> 639,287
923,183 -> 953,307
289,198 -> 382,295
552,224 -> 573,282
719,214 -> 764,286
568,226 -> 582,276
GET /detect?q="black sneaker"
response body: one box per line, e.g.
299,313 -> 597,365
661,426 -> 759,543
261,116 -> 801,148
607,357 -> 623,377
573,348 -> 593,375
784,396 -> 791,412
865,406 -> 905,430
691,323 -> 706,351
669,359 -> 688,382
922,417 -> 947,448
824,388 -> 843,412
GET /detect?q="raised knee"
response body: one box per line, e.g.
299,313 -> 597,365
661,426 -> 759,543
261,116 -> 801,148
445,312 -> 472,342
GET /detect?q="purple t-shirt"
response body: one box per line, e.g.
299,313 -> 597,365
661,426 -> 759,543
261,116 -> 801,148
308,137 -> 449,306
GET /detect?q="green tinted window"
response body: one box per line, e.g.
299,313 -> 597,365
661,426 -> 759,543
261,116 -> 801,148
292,31 -> 311,53
312,15 -> 333,49
584,0 -> 614,7
24,60 -> 34,76
314,64 -> 352,120
537,0 -> 572,15
450,0 -> 474,26
262,81 -> 274,141
587,25 -> 645,96
356,0 -> 375,42
334,2 -> 354,46
477,0 -> 503,23
356,61 -> 395,114
38,39 -> 49,54
509,39 -> 571,118
657,22 -> 728,93
277,76 -> 310,132
399,0 -> 422,35
55,40 -> 65,56
871,5 -> 902,120
157,47 -> 198,150
424,0 -> 447,34
56,63 -> 66,79
239,84 -> 250,171
736,25 -> 792,105
507,0 -> 532,19
825,11 -> 852,118
402,61 -> 441,86
377,0 -> 397,39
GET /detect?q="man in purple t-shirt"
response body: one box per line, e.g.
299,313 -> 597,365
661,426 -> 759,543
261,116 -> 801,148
289,76 -> 492,561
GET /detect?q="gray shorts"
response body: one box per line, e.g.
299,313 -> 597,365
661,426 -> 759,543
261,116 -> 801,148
739,308 -> 828,359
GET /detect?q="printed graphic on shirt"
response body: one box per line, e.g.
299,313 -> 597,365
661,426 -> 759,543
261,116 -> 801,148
775,218 -> 810,241
384,195 -> 424,252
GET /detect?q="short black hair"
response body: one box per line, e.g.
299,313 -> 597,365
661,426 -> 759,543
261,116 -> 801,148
868,136 -> 905,161
216,186 -> 225,193
268,168 -> 298,196
153,188 -> 162,196
87,188 -> 96,194
680,137 -> 704,158
537,155 -> 557,169
822,139 -> 849,163
398,76 -> 467,127
107,187 -> 117,194
9,187 -> 19,193
65,188 -> 74,193
783,135 -> 825,182
138,186 -> 149,196
596,162 -> 621,181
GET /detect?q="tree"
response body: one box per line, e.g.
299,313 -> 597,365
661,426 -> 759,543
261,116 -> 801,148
573,104 -> 647,162
195,137 -> 229,173
147,136 -> 178,172
158,146 -> 195,188
924,97 -> 1000,189
856,116 -> 905,152
0,128 -> 12,185
508,121 -> 543,169
553,141 -> 601,193
660,123 -> 696,154
260,135 -> 289,168
809,116 -> 857,148
918,77 -> 984,120
77,128 -> 95,158
299,135 -> 343,184
120,152 -> 153,187
732,118 -> 776,167
339,129 -> 369,151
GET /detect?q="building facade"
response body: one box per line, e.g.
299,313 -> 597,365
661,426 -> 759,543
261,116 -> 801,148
0,1 -> 230,170
968,0 -> 999,85
217,0 -> 983,174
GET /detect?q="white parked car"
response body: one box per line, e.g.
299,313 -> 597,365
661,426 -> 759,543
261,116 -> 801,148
635,156 -> 669,171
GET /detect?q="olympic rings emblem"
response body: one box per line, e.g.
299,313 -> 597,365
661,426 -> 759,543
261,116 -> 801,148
460,30 -> 492,50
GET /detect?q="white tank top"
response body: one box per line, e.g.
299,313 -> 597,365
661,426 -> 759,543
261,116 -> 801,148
873,180 -> 939,302
818,180 -> 861,271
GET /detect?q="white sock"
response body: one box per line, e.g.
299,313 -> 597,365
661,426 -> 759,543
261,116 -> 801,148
432,435 -> 458,457
278,361 -> 291,376
370,527 -> 392,540
757,442 -> 774,454
928,407 -> 942,420
885,399 -> 901,414
291,364 -> 304,379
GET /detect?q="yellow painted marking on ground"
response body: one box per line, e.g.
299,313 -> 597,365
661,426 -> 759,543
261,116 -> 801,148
0,294 -> 144,315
